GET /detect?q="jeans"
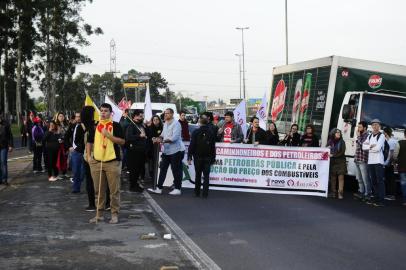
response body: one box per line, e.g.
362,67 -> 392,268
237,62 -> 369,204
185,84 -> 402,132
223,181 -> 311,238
0,148 -> 8,182
368,164 -> 385,203
71,150 -> 84,192
194,157 -> 211,197
355,161 -> 370,196
157,151 -> 184,190
399,173 -> 406,202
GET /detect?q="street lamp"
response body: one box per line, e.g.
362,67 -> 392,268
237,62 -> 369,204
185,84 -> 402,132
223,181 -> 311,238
236,27 -> 249,100
235,53 -> 242,99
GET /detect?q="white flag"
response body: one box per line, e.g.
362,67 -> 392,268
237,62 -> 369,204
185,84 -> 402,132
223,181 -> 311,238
256,92 -> 268,130
104,95 -> 122,122
144,83 -> 153,123
233,100 -> 247,137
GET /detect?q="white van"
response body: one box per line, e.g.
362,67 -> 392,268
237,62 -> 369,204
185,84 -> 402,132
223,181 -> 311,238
130,102 -> 179,120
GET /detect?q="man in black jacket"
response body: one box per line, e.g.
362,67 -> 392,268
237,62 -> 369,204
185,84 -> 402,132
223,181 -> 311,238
125,109 -> 146,192
0,114 -> 13,185
187,114 -> 216,198
68,112 -> 85,193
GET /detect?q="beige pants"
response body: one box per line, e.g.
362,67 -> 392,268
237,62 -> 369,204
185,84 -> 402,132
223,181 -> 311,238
89,159 -> 121,215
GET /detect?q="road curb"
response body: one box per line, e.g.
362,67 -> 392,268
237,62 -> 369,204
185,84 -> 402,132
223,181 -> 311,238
144,192 -> 222,270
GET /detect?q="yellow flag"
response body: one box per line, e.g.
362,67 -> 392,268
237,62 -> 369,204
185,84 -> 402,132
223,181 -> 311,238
85,94 -> 100,121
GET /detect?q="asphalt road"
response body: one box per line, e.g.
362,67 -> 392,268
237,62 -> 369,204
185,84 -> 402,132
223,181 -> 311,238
151,188 -> 406,270
0,168 -> 199,270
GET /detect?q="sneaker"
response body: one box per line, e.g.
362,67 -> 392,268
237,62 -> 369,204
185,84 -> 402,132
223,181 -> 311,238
384,195 -> 396,201
148,188 -> 162,194
365,198 -> 374,205
338,192 -> 344,200
169,189 -> 182,196
109,214 -> 118,224
85,206 -> 96,212
33,170 -> 38,174
89,216 -> 105,223
48,176 -> 58,182
353,192 -> 363,199
56,176 -> 64,180
69,178 -> 74,183
40,170 -> 45,173
373,202 -> 384,207
105,206 -> 111,211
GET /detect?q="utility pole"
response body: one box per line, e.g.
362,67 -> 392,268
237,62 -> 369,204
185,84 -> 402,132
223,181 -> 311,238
235,54 -> 242,99
285,0 -> 289,65
236,27 -> 249,100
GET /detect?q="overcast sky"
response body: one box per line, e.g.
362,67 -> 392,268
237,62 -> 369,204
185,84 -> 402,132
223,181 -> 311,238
66,0 -> 406,102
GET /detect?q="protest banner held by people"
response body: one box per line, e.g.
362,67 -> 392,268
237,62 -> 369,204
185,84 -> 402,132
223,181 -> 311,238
217,111 -> 244,143
148,108 -> 185,196
87,103 -> 125,224
125,109 -> 147,193
187,113 -> 216,198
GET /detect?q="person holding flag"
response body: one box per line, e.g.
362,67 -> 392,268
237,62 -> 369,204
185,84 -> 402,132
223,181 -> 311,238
87,103 -> 125,224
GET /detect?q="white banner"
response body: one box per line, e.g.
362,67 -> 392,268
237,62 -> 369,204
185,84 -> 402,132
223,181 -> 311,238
256,92 -> 268,130
233,100 -> 247,137
144,83 -> 153,123
160,143 -> 330,197
104,95 -> 122,122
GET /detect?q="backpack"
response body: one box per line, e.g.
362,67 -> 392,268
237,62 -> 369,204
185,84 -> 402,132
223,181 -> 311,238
195,128 -> 214,157
33,125 -> 44,144
369,133 -> 390,162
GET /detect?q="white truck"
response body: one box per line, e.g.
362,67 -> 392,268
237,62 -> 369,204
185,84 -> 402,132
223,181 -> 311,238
268,55 -> 406,176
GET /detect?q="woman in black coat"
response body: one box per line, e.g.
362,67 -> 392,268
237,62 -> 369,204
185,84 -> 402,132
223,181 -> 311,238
265,122 -> 280,145
146,115 -> 163,179
280,124 -> 301,146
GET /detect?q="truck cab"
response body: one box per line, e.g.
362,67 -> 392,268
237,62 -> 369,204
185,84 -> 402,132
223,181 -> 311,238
337,91 -> 406,176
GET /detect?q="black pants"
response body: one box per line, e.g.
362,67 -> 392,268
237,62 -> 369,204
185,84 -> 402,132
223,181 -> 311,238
47,148 -> 59,177
157,151 -> 184,190
194,157 -> 211,197
21,135 -> 27,147
33,144 -> 43,171
385,165 -> 396,196
128,149 -> 145,188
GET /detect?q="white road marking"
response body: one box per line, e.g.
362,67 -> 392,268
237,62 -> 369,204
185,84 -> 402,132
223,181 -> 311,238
144,192 -> 221,270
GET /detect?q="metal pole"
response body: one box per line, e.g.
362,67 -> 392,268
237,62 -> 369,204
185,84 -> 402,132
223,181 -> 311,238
241,30 -> 246,100
235,54 -> 242,99
285,0 -> 288,65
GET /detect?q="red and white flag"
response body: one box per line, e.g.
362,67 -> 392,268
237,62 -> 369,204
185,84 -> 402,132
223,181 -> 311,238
233,100 -> 247,136
291,79 -> 302,125
256,91 -> 268,130
118,97 -> 131,111
270,80 -> 287,122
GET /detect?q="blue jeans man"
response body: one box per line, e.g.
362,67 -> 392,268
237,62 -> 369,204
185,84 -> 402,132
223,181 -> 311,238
0,148 -> 8,184
71,150 -> 84,193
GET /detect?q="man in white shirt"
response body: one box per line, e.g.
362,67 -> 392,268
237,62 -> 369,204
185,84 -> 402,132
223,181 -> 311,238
362,119 -> 386,206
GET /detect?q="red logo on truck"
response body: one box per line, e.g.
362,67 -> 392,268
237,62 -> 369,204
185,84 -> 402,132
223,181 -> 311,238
368,75 -> 382,89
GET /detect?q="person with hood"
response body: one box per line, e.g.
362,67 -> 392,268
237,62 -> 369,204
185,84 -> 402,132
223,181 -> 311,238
217,111 -> 244,143
327,128 -> 347,199
0,114 -> 13,185
245,116 -> 267,145
32,117 -> 44,174
187,113 -> 216,198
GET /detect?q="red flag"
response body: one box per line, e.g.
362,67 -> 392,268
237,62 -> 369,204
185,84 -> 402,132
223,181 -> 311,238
270,80 -> 287,122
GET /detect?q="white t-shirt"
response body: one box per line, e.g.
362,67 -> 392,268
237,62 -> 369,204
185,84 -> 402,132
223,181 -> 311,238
362,132 -> 385,165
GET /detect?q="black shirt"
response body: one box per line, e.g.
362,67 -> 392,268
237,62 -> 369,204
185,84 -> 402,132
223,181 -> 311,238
87,121 -> 124,161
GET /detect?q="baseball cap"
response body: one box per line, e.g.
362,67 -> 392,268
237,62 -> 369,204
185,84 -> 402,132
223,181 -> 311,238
370,119 -> 381,124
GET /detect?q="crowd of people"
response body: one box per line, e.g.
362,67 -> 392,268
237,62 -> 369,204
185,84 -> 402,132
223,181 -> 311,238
4,106 -> 403,224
